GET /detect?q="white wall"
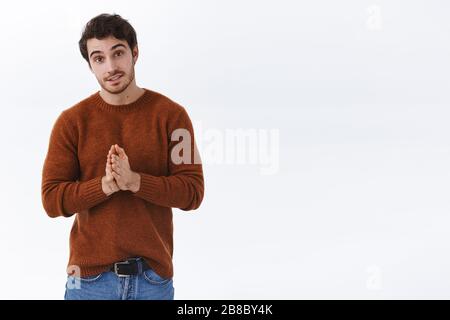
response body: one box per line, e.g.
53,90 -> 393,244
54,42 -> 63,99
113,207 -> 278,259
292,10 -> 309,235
1,0 -> 450,299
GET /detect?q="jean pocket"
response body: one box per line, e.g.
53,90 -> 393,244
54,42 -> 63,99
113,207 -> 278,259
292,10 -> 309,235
68,272 -> 104,283
143,268 -> 171,285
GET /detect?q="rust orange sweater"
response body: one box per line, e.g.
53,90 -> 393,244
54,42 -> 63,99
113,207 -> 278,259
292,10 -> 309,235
41,88 -> 204,279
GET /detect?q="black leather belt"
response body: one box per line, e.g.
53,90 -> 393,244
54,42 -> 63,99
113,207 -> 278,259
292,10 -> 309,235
109,257 -> 150,277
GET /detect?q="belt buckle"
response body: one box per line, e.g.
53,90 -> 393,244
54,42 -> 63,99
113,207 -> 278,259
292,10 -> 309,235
114,260 -> 131,277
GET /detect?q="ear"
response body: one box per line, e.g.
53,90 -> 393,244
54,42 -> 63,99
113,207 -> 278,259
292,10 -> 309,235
132,46 -> 139,63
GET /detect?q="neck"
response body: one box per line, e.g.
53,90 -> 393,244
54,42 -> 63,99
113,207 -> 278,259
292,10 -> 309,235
99,81 -> 145,105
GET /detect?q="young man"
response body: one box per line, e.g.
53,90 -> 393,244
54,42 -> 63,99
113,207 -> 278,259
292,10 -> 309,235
41,13 -> 204,300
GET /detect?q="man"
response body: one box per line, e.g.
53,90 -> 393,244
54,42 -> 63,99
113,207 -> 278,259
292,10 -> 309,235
41,13 -> 204,300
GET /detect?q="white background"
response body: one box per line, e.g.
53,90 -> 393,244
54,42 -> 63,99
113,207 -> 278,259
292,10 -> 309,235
1,0 -> 450,299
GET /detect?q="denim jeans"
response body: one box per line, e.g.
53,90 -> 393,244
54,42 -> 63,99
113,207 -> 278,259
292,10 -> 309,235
64,259 -> 174,300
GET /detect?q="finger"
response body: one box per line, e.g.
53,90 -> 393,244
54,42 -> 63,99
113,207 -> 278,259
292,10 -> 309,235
110,144 -> 118,155
115,144 -> 127,159
114,145 -> 123,158
107,146 -> 116,160
105,166 -> 112,177
112,171 -> 120,179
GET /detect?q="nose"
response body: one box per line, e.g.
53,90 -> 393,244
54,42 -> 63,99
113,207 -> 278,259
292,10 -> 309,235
105,58 -> 118,78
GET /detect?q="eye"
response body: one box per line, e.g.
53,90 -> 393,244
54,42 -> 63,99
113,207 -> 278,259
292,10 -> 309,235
94,56 -> 103,63
115,51 -> 124,56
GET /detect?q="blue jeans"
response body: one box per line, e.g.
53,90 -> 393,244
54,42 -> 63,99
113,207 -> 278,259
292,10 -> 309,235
64,260 -> 174,300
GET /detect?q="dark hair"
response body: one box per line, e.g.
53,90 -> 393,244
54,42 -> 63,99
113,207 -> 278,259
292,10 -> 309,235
78,13 -> 138,66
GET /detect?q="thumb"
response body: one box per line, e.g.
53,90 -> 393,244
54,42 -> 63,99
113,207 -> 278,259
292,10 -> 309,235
115,144 -> 127,159
110,144 -> 118,155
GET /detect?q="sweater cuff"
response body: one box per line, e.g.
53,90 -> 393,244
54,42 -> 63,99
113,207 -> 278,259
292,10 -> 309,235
81,176 -> 110,208
132,173 -> 163,203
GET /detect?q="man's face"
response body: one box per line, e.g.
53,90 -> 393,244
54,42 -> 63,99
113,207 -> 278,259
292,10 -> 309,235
87,36 -> 137,94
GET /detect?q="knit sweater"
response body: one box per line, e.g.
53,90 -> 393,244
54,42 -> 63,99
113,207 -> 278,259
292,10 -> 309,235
41,88 -> 204,279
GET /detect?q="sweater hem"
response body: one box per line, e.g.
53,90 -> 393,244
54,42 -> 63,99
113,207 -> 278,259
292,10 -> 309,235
67,260 -> 173,279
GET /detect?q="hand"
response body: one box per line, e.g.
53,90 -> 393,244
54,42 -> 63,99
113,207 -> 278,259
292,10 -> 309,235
109,144 -> 141,192
102,145 -> 120,195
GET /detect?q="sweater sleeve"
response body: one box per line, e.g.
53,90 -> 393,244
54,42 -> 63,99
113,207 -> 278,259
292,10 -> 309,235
41,111 -> 110,218
132,107 -> 205,211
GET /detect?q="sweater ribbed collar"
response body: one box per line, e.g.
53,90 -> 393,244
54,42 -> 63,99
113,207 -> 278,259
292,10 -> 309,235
92,88 -> 152,112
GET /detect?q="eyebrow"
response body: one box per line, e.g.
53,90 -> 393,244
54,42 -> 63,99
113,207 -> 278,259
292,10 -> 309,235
89,43 -> 127,59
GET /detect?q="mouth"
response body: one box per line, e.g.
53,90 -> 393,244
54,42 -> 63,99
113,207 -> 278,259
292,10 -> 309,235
107,74 -> 123,83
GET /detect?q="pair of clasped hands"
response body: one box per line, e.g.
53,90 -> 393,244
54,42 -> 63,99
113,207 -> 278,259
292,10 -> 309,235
101,144 -> 141,196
